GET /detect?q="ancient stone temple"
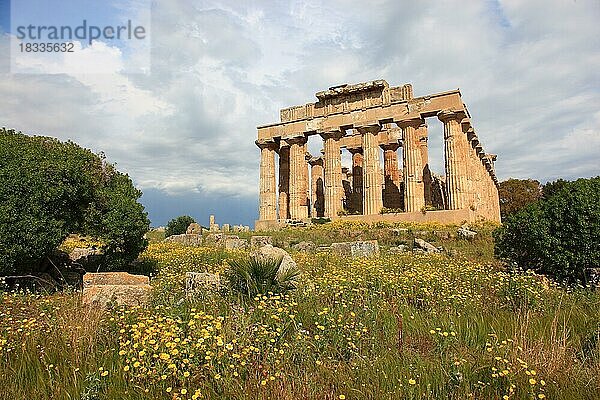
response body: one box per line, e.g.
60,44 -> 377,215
255,80 -> 500,230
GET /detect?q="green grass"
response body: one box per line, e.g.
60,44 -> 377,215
0,224 -> 598,399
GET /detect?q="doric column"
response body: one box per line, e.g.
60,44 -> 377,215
308,156 -> 325,217
418,122 -> 432,207
398,118 -> 425,212
277,143 -> 290,220
320,129 -> 345,218
287,135 -> 309,219
348,148 -> 363,214
438,110 -> 469,210
256,139 -> 278,221
381,142 -> 402,209
358,124 -> 383,215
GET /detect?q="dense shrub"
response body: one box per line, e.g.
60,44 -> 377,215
165,215 -> 196,237
498,178 -> 542,220
494,177 -> 600,285
0,128 -> 149,274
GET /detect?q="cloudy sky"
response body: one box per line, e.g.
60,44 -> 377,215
1,0 -> 599,227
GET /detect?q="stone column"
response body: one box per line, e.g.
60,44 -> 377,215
256,139 -> 278,221
438,110 -> 469,210
278,143 -> 290,220
398,118 -> 425,212
418,122 -> 432,207
358,125 -> 383,215
381,142 -> 402,209
308,156 -> 325,217
348,148 -> 363,214
287,135 -> 309,219
320,129 -> 345,218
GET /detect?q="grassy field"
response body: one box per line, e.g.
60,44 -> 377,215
1,222 -> 598,399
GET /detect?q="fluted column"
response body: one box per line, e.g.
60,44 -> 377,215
398,118 -> 425,212
287,135 -> 309,219
257,139 -> 278,221
308,156 -> 325,217
320,129 -> 345,218
348,148 -> 363,214
381,142 -> 402,209
359,125 -> 383,215
438,110 -> 469,210
418,122 -> 432,207
278,143 -> 290,220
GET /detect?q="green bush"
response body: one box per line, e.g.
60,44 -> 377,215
494,177 -> 600,285
0,128 -> 149,274
165,215 -> 196,237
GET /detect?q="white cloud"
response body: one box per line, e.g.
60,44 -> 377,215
1,0 -> 599,224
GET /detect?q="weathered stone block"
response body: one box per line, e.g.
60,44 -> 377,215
225,237 -> 247,250
164,234 -> 202,246
331,240 -> 380,258
457,225 -> 477,240
250,245 -> 298,279
414,238 -> 440,253
251,236 -> 273,247
291,241 -> 316,252
186,223 -> 202,235
185,272 -> 221,296
204,233 -> 225,246
82,272 -> 151,307
83,272 -> 149,287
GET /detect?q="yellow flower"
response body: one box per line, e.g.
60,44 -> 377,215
181,389 -> 187,395
529,378 -> 537,385
339,396 -> 346,400
408,379 -> 416,385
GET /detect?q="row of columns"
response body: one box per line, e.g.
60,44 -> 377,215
258,111 -> 500,222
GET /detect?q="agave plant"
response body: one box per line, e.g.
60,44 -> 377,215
224,255 -> 300,298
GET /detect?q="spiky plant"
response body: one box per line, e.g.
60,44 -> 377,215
224,255 -> 300,298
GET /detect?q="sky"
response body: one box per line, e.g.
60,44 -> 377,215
1,0 -> 599,227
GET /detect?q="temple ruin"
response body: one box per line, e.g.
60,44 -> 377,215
255,80 -> 500,230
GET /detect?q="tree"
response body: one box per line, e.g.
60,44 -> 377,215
165,215 -> 196,237
498,178 -> 542,220
0,128 -> 150,275
494,177 -> 600,285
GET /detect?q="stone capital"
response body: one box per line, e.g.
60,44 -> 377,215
308,156 -> 323,166
380,141 -> 400,151
437,109 -> 466,123
396,117 -> 423,129
255,139 -> 278,150
355,124 -> 381,134
282,134 -> 307,145
347,147 -> 363,154
318,128 -> 345,140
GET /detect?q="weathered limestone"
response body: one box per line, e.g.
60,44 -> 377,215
250,235 -> 273,247
331,240 -> 380,258
308,156 -> 325,217
398,118 -> 426,212
255,80 -> 501,229
359,125 -> 383,215
287,136 -> 309,219
257,140 -> 278,221
185,272 -> 221,297
349,148 -> 364,214
321,129 -> 345,218
278,144 -> 290,220
381,141 -> 402,209
82,272 -> 151,307
164,234 -> 202,246
438,110 -> 469,210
